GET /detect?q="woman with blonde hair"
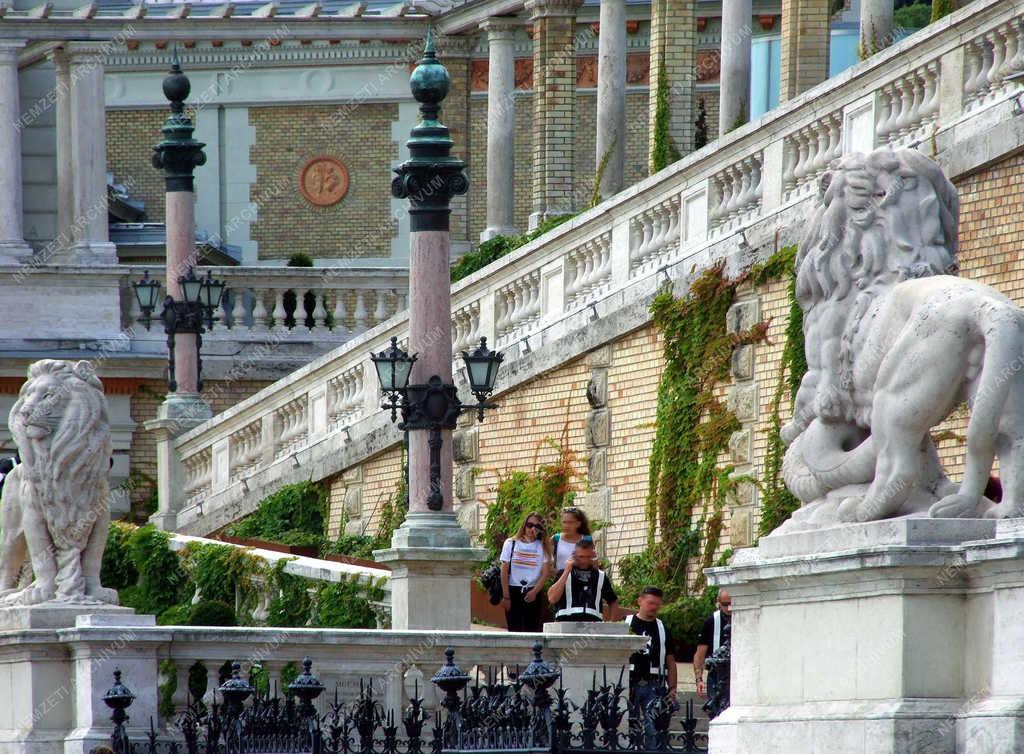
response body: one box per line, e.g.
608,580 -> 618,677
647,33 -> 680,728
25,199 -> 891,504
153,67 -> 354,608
499,511 -> 552,631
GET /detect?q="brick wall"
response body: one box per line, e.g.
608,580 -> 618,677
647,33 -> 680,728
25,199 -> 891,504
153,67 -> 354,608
648,0 -> 696,167
107,109 -> 172,222
248,104 -> 398,261
780,0 -> 831,102
325,446 -> 404,539
574,91 -> 652,211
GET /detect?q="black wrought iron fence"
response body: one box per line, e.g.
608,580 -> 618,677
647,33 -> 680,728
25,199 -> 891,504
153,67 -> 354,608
102,643 -> 709,754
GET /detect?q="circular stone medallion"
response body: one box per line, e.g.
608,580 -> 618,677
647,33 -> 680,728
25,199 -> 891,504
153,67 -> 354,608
299,156 -> 349,207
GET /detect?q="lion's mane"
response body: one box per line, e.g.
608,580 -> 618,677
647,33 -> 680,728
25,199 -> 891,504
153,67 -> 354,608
795,149 -> 960,312
9,360 -> 111,551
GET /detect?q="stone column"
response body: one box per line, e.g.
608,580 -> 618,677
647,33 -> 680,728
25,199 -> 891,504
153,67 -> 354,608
0,40 -> 33,264
51,48 -> 74,256
436,34 -> 472,250
647,0 -> 695,171
375,34 -> 487,631
526,0 -> 583,229
860,0 -> 894,57
481,18 -> 518,240
596,0 -> 626,199
779,0 -> 831,102
66,42 -> 117,264
147,59 -> 211,495
719,0 -> 752,137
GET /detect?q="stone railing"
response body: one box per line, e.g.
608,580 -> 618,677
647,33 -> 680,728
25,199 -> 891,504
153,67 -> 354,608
162,0 -> 1024,536
119,266 -> 409,340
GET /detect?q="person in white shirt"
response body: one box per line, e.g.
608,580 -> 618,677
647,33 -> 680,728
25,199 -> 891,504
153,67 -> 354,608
552,506 -> 592,571
500,512 -> 552,631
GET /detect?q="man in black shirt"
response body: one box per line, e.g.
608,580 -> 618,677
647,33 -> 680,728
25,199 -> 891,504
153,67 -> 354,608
0,452 -> 19,501
694,590 -> 731,698
547,537 -> 620,621
625,586 -> 678,743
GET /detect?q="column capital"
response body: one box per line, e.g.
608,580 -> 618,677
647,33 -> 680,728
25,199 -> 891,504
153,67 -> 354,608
0,39 -> 27,63
63,41 -> 110,63
480,17 -> 519,38
525,0 -> 582,21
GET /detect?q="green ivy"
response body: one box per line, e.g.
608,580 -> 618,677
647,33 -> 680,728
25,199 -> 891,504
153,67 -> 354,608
589,139 -> 617,209
266,559 -> 384,629
650,57 -> 681,174
894,2 -> 932,28
450,215 -> 574,284
123,525 -> 190,615
481,434 -> 582,564
618,262 -> 771,644
227,481 -> 328,547
101,520 -> 139,590
754,246 -> 807,537
180,542 -> 265,620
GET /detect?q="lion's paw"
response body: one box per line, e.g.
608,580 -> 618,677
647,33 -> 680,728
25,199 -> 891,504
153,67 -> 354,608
929,494 -> 982,519
837,497 -> 862,523
86,584 -> 119,605
2,582 -> 56,606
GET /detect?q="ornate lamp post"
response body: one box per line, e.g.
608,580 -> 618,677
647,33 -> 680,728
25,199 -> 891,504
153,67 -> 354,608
144,54 -> 217,532
133,267 -> 225,391
372,31 -> 491,630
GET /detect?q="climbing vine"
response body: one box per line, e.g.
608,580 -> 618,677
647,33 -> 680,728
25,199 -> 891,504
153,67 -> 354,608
451,215 -> 574,284
650,57 -> 682,174
931,0 -> 956,23
752,246 -> 807,537
618,246 -> 805,644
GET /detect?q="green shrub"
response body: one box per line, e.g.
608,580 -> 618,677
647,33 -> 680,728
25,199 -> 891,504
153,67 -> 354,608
314,576 -> 385,628
227,481 -> 327,546
128,525 -> 190,614
101,521 -> 138,590
180,542 -> 265,618
158,659 -> 177,718
187,599 -> 237,626
894,2 -> 931,28
287,252 -> 314,267
931,0 -> 955,22
156,604 -> 192,626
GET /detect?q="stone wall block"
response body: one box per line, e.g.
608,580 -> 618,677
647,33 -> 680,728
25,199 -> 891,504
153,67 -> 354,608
453,427 -> 479,464
731,344 -> 754,381
729,429 -> 752,465
588,344 -> 612,368
729,506 -> 752,548
727,383 -> 758,423
587,408 -> 611,447
587,368 -> 609,408
344,485 -> 363,517
588,448 -> 607,486
726,298 -> 760,334
455,466 -> 476,501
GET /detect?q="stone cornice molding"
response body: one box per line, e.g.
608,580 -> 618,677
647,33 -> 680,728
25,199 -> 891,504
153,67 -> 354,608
435,33 -> 474,58
104,39 -> 428,71
524,0 -> 583,21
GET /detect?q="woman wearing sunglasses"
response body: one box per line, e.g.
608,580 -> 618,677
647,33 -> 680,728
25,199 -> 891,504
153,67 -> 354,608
499,511 -> 552,632
552,506 -> 592,571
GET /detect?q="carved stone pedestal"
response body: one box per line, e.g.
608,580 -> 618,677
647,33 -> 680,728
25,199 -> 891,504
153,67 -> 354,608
0,612 -> 159,754
706,519 -> 1024,753
374,512 -> 487,631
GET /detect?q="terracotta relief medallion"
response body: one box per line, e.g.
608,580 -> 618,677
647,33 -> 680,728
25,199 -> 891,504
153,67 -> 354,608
471,59 -> 489,92
577,55 -> 598,88
299,156 -> 349,207
696,50 -> 721,82
514,58 -> 533,89
626,53 -> 650,85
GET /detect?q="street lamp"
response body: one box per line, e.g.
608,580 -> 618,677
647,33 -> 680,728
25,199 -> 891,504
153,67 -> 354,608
371,335 -> 503,511
132,266 -> 227,393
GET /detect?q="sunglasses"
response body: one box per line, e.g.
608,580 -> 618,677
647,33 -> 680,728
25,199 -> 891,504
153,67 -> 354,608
719,601 -> 732,607
525,522 -> 542,530
562,507 -> 581,515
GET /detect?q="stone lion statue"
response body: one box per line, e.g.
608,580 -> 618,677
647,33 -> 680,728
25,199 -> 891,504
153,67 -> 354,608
0,360 -> 118,605
778,149 -> 1024,531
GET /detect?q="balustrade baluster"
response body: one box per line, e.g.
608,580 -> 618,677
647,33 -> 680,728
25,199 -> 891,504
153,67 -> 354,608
353,291 -> 368,333
230,288 -> 248,330
311,292 -> 327,331
272,290 -> 287,331
922,62 -> 941,123
251,290 -> 270,331
987,27 -> 1007,96
1007,18 -> 1024,76
333,292 -> 348,333
372,290 -> 388,326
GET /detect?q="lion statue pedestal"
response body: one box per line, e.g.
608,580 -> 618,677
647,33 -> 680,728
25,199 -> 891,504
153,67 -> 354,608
706,150 -> 1024,753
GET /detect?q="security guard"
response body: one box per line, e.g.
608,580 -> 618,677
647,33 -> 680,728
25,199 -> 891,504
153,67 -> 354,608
547,536 -> 620,621
625,586 -> 678,740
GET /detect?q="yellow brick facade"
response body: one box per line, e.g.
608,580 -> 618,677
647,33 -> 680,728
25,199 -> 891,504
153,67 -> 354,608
107,109 -> 175,223
248,104 -> 398,261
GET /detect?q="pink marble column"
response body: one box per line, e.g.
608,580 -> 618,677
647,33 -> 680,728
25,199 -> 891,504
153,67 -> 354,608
407,230 -> 454,514
165,192 -> 200,394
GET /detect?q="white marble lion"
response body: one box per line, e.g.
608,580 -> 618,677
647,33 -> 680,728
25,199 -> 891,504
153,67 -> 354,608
0,360 -> 118,605
778,149 -> 1024,531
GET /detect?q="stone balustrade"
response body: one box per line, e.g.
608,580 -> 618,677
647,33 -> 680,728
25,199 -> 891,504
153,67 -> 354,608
120,266 -> 409,339
162,0 -> 1024,537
